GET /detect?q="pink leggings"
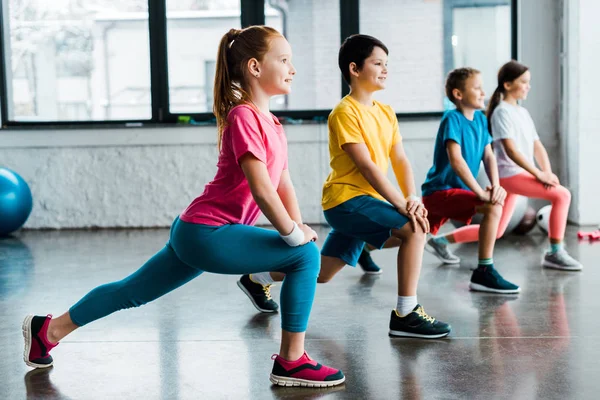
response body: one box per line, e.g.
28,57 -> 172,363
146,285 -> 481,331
451,172 -> 571,243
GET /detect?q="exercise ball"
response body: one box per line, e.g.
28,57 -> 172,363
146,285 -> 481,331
536,205 -> 552,234
0,167 -> 33,236
512,206 -> 537,235
450,163 -> 528,233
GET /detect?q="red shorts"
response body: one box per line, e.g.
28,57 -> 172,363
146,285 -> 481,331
423,189 -> 483,235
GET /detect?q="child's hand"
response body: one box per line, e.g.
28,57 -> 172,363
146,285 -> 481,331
299,223 -> 318,244
486,185 -> 506,206
398,202 -> 430,234
535,170 -> 559,189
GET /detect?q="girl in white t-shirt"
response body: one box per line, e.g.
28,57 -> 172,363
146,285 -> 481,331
426,61 -> 582,271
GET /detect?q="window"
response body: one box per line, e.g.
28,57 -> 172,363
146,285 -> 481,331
0,0 -> 517,126
359,0 -> 512,113
267,0 -> 341,111
166,0 -> 241,114
2,0 -> 152,122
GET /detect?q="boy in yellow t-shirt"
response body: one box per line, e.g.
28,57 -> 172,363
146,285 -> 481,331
238,35 -> 450,339
318,34 -> 449,338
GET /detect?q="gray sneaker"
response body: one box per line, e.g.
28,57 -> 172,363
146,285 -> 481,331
543,249 -> 583,271
425,237 -> 461,264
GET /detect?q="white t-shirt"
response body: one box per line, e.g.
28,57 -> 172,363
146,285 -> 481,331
491,101 -> 540,178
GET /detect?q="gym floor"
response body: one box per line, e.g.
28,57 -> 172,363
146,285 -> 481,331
1,225 -> 598,399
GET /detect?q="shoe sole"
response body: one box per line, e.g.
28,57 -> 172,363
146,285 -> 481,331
388,329 -> 451,339
424,244 -> 460,264
22,315 -> 53,369
236,280 -> 278,314
469,282 -> 521,294
542,261 -> 583,271
362,269 -> 382,275
270,374 -> 346,387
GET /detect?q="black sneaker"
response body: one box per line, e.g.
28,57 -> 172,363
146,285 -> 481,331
389,305 -> 451,339
469,266 -> 521,294
237,274 -> 279,313
358,249 -> 382,275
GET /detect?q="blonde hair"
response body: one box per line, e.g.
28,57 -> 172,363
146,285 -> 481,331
213,26 -> 282,149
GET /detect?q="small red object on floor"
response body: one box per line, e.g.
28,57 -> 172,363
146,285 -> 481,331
578,230 -> 600,240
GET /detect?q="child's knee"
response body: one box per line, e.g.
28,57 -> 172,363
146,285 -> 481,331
482,203 -> 503,220
392,223 -> 427,242
554,185 -> 571,203
297,241 -> 320,273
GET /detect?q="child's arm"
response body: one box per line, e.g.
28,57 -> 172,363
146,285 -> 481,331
276,169 -> 303,224
390,142 -> 417,198
533,140 -> 560,187
481,144 -> 507,205
447,141 -> 497,203
343,143 -> 428,232
501,139 -> 558,187
390,143 -> 427,217
240,154 -> 316,244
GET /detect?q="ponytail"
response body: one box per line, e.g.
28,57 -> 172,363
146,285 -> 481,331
214,29 -> 244,150
486,86 -> 503,136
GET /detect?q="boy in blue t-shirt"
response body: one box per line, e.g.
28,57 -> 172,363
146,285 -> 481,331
421,67 -> 520,294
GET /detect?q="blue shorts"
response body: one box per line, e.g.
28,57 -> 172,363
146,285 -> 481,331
321,195 -> 410,267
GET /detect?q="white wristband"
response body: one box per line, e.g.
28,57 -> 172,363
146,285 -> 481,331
406,195 -> 421,202
280,221 -> 304,247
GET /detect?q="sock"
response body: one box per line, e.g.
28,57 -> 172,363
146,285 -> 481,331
396,296 -> 418,316
478,258 -> 494,268
549,242 -> 563,254
249,272 -> 274,286
433,236 -> 450,246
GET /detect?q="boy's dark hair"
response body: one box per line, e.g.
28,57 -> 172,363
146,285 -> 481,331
445,67 -> 481,105
338,34 -> 389,85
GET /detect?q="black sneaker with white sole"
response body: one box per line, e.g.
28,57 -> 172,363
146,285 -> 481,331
238,274 -> 279,313
389,305 -> 451,339
469,265 -> 520,294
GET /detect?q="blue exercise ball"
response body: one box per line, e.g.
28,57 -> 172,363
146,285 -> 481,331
0,168 -> 33,236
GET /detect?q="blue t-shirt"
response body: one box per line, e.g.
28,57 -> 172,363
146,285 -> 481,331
421,110 -> 492,196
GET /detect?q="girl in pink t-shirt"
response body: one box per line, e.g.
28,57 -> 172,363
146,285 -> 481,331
22,26 -> 344,388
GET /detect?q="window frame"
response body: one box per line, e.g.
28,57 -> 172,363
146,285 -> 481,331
0,0 -> 517,129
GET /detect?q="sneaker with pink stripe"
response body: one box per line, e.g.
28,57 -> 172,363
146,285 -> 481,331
22,315 -> 58,368
270,351 -> 345,387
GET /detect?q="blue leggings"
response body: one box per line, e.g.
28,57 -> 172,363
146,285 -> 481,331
69,218 -> 319,332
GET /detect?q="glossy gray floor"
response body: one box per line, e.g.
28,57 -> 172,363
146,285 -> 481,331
1,225 -> 599,399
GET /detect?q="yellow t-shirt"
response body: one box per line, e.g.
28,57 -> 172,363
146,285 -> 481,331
322,95 -> 402,210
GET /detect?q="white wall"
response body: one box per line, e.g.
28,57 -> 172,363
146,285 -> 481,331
0,120 -> 438,228
0,0 -> 579,229
561,0 -> 600,225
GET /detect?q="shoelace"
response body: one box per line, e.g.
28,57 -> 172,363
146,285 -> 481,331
262,284 -> 273,300
415,306 -> 436,323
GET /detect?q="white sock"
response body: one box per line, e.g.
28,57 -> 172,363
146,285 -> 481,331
250,272 -> 274,286
396,296 -> 418,316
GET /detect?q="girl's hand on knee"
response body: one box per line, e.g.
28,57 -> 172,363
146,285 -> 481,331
535,170 -> 558,188
299,223 -> 318,244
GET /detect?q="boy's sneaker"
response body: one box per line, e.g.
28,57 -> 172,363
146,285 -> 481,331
357,249 -> 382,275
425,238 -> 461,264
237,274 -> 279,313
543,250 -> 583,271
22,315 -> 58,369
270,352 -> 345,387
469,266 -> 521,294
389,305 -> 451,339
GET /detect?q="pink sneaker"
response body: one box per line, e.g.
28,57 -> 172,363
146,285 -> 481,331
270,351 -> 345,387
22,315 -> 58,368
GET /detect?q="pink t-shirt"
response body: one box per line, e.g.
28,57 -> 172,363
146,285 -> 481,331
180,104 -> 288,226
